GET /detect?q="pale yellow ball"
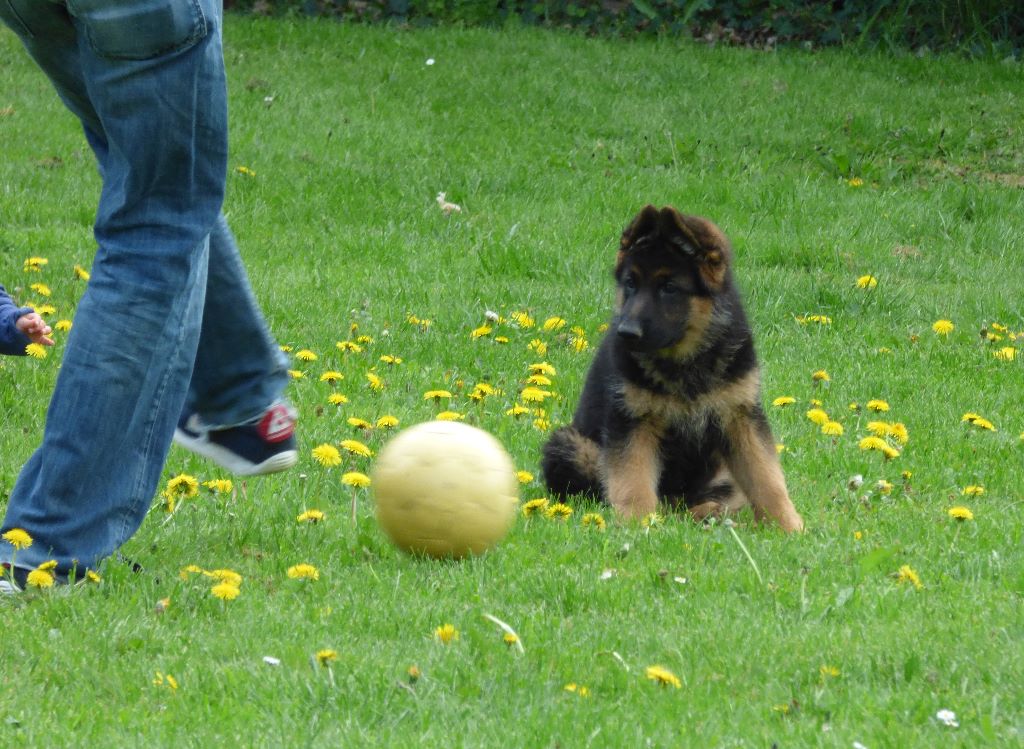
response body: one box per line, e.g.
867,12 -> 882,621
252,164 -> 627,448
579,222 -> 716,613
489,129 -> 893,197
371,421 -> 519,559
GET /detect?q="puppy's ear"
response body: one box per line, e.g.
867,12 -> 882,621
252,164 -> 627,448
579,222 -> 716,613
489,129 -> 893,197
661,207 -> 732,292
617,205 -> 660,272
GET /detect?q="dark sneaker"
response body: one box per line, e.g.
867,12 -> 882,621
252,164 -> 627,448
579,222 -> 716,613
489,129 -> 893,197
173,402 -> 298,476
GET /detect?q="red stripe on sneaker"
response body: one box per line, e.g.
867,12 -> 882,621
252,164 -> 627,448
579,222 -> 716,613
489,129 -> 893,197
259,404 -> 296,443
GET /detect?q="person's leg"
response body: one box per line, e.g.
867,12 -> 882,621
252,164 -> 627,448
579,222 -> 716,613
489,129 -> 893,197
0,0 -> 227,575
182,214 -> 291,427
171,214 -> 296,476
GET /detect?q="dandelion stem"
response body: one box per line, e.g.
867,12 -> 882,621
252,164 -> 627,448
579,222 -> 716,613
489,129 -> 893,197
727,526 -> 764,585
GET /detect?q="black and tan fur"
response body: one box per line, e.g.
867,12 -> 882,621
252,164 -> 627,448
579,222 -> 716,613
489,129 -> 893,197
541,205 -> 803,532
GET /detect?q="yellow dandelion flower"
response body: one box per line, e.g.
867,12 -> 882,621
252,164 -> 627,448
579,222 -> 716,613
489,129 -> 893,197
516,470 -> 534,484
356,335 -> 373,345
472,383 -> 499,398
533,416 -> 550,431
86,570 -> 102,583
180,564 -> 205,579
25,343 -> 47,359
510,311 -> 535,328
522,498 -> 549,517
876,479 -> 893,495
962,485 -> 984,496
505,404 -> 530,417
316,649 -> 338,666
811,369 -> 830,382
847,177 -> 864,187
287,563 -> 320,581
312,444 -> 342,467
888,423 -> 909,444
570,335 -> 589,353
542,317 -> 566,332
347,417 -> 372,430
866,421 -> 889,437
470,324 -> 492,339
26,568 -> 55,589
821,420 -> 844,436
853,530 -> 863,541
866,399 -> 890,412
297,509 -> 325,523
969,417 -> 996,432
327,393 -> 349,405
203,479 -> 233,494
895,564 -> 922,590
993,346 -> 1016,362
520,386 -> 552,403
437,411 -> 464,421
820,665 -> 841,679
336,340 -> 363,353
564,683 -> 591,697
211,582 -> 240,601
365,372 -> 384,391
206,569 -> 242,586
54,319 -> 72,333
529,362 -> 556,376
235,165 -> 256,177
341,472 -> 371,487
435,624 -> 459,644
642,512 -> 664,528
35,560 -> 57,572
2,528 -> 33,549
545,502 -> 573,521
340,439 -> 372,458
164,474 -> 199,499
73,264 -> 90,281
856,274 -> 878,289
858,436 -> 900,459
581,512 -> 606,530
23,256 -> 48,272
407,665 -> 421,682
932,319 -> 954,336
528,339 -> 548,355
287,369 -> 305,379
525,374 -> 552,387
948,506 -> 974,521
806,408 -> 830,426
320,371 -> 343,384
423,389 -> 452,401
29,283 -> 51,297
280,344 -> 293,352
772,396 -> 796,407
379,354 -> 403,365
645,665 -> 682,689
376,415 -> 399,428
295,349 -> 318,362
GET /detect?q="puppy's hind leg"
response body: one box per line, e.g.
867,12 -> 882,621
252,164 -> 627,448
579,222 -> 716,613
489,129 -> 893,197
541,427 -> 603,499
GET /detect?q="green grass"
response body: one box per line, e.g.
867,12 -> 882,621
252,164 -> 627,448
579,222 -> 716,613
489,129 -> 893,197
2,17 -> 1023,747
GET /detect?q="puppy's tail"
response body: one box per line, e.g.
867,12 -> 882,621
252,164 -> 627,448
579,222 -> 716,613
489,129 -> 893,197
541,426 -> 602,500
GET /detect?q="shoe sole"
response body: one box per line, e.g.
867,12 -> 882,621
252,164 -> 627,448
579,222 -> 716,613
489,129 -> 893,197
0,579 -> 21,595
173,429 -> 298,477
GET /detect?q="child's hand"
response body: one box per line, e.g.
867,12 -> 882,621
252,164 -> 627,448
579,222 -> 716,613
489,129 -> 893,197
16,312 -> 54,346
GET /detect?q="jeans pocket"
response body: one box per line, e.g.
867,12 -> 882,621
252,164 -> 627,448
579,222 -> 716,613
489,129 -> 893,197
67,0 -> 208,60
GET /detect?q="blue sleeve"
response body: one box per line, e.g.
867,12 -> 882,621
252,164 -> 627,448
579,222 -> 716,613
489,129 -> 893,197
0,285 -> 33,356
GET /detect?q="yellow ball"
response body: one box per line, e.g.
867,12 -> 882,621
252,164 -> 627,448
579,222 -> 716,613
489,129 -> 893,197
371,421 -> 519,559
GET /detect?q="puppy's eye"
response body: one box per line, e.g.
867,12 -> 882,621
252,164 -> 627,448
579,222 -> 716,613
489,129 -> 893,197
623,275 -> 638,292
659,281 -> 682,297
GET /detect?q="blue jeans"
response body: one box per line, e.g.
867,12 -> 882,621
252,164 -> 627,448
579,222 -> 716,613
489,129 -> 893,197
0,0 -> 289,574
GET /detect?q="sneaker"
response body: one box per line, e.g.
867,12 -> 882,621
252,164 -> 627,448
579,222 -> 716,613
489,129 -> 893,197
173,402 -> 298,476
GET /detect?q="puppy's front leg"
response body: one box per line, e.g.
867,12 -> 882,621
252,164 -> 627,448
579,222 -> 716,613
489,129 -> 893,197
722,408 -> 804,532
602,421 -> 662,520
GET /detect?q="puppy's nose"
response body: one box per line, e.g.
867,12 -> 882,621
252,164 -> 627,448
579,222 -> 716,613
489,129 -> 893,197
617,319 -> 643,342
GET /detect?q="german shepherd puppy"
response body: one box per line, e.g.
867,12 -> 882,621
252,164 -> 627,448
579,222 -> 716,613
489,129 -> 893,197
541,205 -> 803,532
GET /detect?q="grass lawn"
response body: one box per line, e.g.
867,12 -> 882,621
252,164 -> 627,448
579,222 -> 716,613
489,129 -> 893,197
2,16 -> 1023,747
